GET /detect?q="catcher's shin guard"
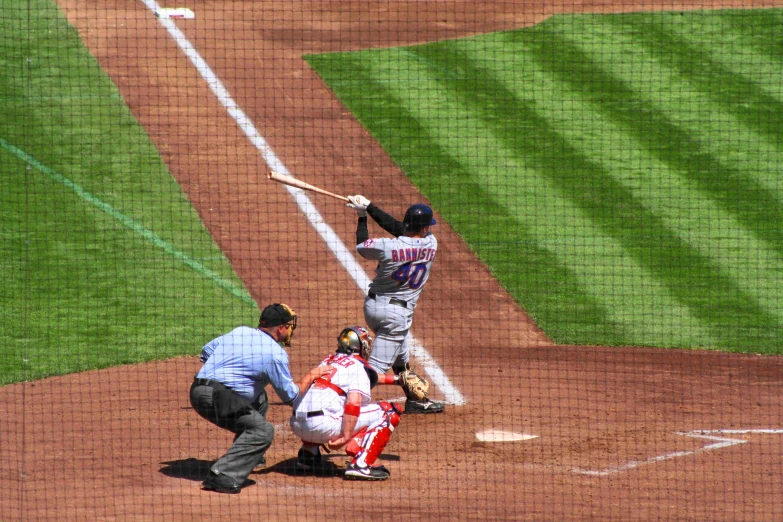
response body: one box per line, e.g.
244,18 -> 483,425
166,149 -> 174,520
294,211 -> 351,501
345,427 -> 367,457
350,402 -> 400,467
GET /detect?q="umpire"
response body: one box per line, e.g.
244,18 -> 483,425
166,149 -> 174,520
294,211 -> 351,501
190,303 -> 329,494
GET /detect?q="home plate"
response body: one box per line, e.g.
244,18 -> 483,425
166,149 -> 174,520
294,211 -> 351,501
476,430 -> 538,442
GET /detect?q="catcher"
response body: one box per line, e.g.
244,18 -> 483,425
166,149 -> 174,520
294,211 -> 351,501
289,326 -> 406,481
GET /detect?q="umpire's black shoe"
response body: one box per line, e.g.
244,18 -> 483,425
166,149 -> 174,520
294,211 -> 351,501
202,470 -> 242,494
404,397 -> 445,414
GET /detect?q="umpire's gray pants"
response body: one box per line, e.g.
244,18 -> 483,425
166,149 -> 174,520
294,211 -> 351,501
190,383 -> 274,485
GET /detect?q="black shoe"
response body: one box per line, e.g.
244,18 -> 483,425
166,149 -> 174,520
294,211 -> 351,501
202,471 -> 242,494
404,397 -> 445,414
344,463 -> 390,481
296,447 -> 325,472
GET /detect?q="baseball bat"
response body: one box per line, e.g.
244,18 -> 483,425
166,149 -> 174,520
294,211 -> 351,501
268,170 -> 349,202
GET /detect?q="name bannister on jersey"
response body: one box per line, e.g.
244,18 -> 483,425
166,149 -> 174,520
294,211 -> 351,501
391,247 -> 436,263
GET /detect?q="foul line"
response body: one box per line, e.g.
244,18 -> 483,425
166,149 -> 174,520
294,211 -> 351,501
141,0 -> 465,406
569,428 -> 783,476
0,137 -> 255,306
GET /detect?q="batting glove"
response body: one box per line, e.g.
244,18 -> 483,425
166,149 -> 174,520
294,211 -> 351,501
347,195 -> 371,217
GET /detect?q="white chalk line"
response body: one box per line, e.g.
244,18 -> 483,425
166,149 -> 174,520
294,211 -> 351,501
141,0 -> 465,406
0,137 -> 254,306
568,429 -> 783,477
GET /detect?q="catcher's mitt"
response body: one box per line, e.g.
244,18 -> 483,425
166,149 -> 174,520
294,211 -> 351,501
397,369 -> 429,400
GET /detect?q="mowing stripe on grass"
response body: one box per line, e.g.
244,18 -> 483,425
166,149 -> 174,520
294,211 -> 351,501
469,33 -> 783,322
0,137 -> 255,306
354,47 -> 715,346
406,43 -> 782,349
310,54 -> 627,343
335,50 -> 720,347
556,19 -> 783,204
458,34 -> 783,323
523,23 -> 783,256
316,51 -> 716,347
605,13 -> 783,151
306,10 -> 783,351
671,11 -> 783,102
716,8 -> 783,65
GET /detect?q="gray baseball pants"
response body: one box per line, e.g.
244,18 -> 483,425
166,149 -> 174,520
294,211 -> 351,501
363,294 -> 414,374
190,382 -> 274,485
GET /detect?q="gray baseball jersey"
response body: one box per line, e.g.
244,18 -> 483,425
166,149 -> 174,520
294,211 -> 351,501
357,234 -> 437,374
357,234 -> 438,307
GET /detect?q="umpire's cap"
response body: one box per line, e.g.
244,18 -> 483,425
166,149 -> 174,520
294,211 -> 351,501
403,204 -> 436,231
259,303 -> 296,328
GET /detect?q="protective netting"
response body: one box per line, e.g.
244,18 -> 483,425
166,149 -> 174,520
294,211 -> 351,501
3,1 -> 783,519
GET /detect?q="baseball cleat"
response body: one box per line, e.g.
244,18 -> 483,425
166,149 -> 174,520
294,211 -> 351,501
202,470 -> 242,494
344,463 -> 390,481
296,447 -> 325,472
404,397 -> 445,414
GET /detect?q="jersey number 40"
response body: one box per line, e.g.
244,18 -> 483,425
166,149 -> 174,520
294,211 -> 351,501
391,262 -> 428,289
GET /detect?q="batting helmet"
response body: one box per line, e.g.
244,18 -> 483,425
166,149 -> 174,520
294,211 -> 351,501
336,325 -> 373,361
403,204 -> 436,232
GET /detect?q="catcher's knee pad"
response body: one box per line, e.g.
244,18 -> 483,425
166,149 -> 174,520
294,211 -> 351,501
378,401 -> 401,427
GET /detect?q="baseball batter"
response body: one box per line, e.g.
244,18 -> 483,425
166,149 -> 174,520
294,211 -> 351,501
290,326 -> 402,481
346,195 -> 444,414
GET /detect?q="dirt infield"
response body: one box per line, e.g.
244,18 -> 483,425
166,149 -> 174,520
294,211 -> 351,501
4,1 -> 783,519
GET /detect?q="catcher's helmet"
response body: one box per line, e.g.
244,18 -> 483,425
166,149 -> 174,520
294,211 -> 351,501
403,204 -> 436,232
336,325 -> 373,360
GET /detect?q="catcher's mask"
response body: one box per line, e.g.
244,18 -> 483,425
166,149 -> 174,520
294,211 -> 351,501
336,325 -> 373,360
259,303 -> 297,347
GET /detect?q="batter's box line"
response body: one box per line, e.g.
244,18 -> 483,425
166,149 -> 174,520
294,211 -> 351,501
568,429 -> 783,477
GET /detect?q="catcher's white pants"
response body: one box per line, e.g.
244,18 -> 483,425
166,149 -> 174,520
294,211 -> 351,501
289,402 -> 387,444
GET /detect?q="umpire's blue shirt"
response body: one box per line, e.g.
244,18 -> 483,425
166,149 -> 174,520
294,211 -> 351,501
196,326 -> 299,404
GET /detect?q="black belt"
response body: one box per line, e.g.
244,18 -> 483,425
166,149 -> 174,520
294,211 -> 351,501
368,291 -> 408,308
194,377 -> 217,387
306,410 -> 323,418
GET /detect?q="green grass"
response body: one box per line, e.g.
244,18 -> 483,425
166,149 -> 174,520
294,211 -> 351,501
1,0 -> 258,385
305,8 -> 783,353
